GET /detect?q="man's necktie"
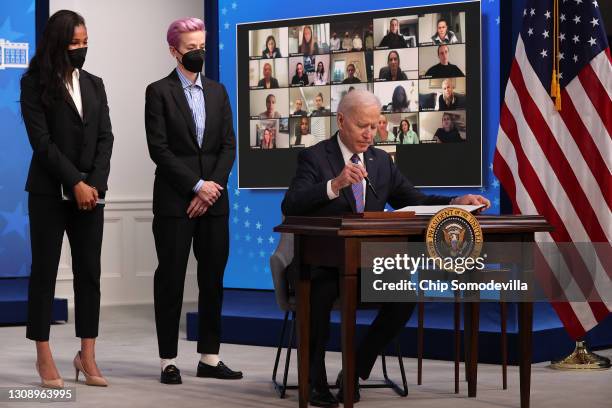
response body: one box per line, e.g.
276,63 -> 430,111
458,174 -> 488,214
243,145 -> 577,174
350,154 -> 365,213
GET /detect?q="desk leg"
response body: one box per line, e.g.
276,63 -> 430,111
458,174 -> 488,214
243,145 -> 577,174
464,302 -> 479,398
340,239 -> 359,408
295,237 -> 310,408
519,302 -> 533,408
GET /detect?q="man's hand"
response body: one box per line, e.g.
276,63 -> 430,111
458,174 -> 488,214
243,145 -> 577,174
196,181 -> 224,206
451,194 -> 491,211
331,163 -> 367,195
74,181 -> 97,211
187,195 -> 208,218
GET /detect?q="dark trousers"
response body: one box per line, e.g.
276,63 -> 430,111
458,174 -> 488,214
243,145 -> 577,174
27,194 -> 104,341
153,214 -> 229,359
305,266 -> 415,387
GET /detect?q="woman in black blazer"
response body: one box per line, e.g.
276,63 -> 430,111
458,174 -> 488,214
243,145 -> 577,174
20,10 -> 113,388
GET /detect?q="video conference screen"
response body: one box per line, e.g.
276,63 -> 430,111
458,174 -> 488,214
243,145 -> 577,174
237,1 -> 481,188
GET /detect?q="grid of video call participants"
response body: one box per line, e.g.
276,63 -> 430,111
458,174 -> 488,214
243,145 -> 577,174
247,11 -> 467,159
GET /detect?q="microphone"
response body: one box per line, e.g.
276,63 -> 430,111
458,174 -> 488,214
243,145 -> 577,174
353,156 -> 379,200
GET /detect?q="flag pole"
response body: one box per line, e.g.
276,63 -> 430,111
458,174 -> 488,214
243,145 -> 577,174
555,0 -> 561,110
550,0 -> 561,110
550,0 -> 558,99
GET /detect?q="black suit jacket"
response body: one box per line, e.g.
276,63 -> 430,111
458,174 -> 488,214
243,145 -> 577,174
378,67 -> 408,81
20,70 -> 114,194
438,93 -> 465,110
282,134 -> 450,216
257,77 -> 279,88
145,70 -> 236,217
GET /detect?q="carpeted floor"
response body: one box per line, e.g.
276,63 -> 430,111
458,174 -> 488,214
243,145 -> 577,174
0,303 -> 610,408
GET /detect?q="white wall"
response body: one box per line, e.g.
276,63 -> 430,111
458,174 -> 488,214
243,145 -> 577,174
49,0 -> 204,305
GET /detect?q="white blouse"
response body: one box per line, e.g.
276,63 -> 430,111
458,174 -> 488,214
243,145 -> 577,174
65,69 -> 83,119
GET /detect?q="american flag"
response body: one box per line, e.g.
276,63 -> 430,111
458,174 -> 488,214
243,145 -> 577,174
494,0 -> 611,340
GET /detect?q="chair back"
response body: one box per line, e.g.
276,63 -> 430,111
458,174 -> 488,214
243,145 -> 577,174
269,232 -> 294,311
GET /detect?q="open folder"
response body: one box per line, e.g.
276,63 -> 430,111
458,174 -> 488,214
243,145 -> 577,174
394,204 -> 486,215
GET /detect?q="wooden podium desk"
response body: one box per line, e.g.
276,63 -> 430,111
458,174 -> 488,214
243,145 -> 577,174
274,214 -> 552,408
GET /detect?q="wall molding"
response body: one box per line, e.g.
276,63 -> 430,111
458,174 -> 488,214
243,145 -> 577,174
54,197 -> 199,305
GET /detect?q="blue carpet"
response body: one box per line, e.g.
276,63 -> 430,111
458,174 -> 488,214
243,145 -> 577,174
0,278 -> 68,325
186,289 -> 612,364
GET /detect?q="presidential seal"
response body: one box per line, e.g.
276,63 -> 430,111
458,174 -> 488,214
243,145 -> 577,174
425,207 -> 483,264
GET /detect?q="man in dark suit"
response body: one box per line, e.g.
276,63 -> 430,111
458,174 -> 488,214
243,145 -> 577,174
282,89 -> 489,406
145,17 -> 241,385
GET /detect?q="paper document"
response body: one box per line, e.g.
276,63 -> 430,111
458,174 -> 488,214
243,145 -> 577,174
394,204 -> 486,215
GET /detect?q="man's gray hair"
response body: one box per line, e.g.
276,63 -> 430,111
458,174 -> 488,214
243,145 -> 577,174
337,89 -> 381,119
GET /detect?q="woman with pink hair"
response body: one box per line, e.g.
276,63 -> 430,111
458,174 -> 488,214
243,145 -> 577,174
145,17 -> 242,385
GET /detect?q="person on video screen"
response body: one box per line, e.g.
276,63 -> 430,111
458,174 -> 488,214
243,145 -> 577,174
260,127 -> 275,149
431,18 -> 458,44
374,114 -> 395,143
310,92 -> 330,116
291,62 -> 310,86
259,94 -> 281,119
341,31 -> 353,51
291,116 -> 317,147
352,33 -> 363,51
313,61 -> 327,85
300,25 -> 319,55
434,112 -> 463,143
424,45 -> 464,78
293,98 -> 308,116
257,63 -> 279,89
384,85 -> 411,113
330,32 -> 341,51
378,50 -> 407,81
342,63 -> 361,84
262,35 -> 282,58
379,18 -> 407,48
364,30 -> 374,50
438,78 -> 463,110
397,119 -> 419,144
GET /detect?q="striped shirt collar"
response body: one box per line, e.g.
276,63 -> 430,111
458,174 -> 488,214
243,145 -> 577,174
176,67 -> 203,89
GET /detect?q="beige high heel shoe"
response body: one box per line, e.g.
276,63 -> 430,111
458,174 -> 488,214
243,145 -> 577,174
73,351 -> 108,387
35,362 -> 64,389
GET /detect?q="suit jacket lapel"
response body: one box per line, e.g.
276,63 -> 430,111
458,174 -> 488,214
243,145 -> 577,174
326,133 -> 356,213
78,72 -> 93,125
200,75 -> 210,151
168,71 -> 198,148
64,74 -> 82,122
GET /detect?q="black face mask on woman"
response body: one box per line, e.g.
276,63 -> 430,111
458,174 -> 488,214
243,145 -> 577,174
177,49 -> 206,73
67,47 -> 87,69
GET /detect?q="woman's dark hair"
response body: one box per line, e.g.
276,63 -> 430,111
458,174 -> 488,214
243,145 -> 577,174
398,119 -> 410,143
295,62 -> 304,76
295,116 -> 309,145
391,86 -> 408,112
265,35 -> 276,51
26,10 -> 86,107
387,50 -> 402,70
316,61 -> 324,74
